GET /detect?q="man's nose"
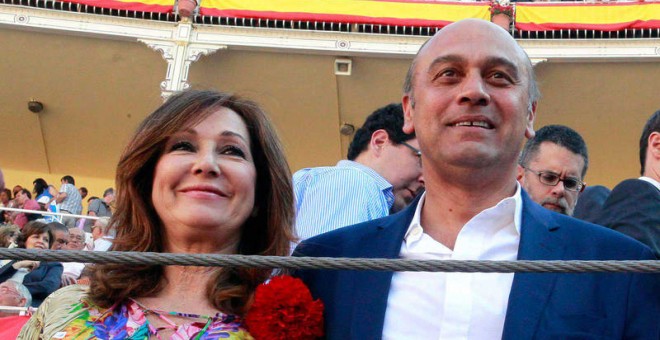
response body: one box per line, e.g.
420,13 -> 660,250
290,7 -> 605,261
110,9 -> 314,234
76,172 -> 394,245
458,73 -> 490,106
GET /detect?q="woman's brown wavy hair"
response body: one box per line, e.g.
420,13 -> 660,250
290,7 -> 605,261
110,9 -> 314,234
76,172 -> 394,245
89,90 -> 295,316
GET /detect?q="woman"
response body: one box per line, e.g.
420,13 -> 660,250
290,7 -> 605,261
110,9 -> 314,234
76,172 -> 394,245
32,178 -> 51,201
21,90 -> 299,339
0,221 -> 63,307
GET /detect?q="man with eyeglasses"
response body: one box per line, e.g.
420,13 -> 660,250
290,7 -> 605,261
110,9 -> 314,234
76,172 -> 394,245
517,125 -> 588,216
293,103 -> 424,242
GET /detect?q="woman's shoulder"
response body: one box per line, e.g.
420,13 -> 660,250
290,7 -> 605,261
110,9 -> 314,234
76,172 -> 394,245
18,285 -> 95,340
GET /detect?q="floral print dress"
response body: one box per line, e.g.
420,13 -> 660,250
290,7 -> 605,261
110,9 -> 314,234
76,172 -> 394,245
17,285 -> 253,340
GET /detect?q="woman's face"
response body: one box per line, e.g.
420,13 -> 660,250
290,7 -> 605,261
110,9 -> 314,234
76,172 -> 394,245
25,232 -> 49,250
151,108 -> 257,246
4,231 -> 17,245
0,191 -> 8,204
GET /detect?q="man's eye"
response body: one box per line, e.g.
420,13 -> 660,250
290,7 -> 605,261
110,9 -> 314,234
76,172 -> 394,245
563,179 -> 578,189
220,145 -> 246,159
170,141 -> 195,152
540,173 -> 559,183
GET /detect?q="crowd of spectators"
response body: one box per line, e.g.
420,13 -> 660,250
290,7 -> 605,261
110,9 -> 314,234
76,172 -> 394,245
0,178 -> 115,314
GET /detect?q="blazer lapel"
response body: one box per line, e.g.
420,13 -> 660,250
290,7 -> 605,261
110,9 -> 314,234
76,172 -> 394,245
349,201 -> 416,339
502,192 -> 566,340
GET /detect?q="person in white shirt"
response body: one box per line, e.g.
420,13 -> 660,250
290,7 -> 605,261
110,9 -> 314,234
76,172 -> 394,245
293,19 -> 659,339
91,217 -> 113,251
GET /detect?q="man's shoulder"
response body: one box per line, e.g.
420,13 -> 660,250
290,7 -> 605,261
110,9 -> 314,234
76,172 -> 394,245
610,178 -> 659,196
548,211 -> 655,258
294,214 -> 399,257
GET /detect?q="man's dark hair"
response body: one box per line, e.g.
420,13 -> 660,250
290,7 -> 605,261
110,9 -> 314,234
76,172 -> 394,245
639,110 -> 660,175
347,103 -> 415,160
61,175 -> 75,185
47,222 -> 68,234
519,125 -> 589,178
20,189 -> 32,200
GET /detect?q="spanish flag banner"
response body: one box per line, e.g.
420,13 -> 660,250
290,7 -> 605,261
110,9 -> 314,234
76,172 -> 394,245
60,0 -> 173,13
199,0 -> 489,27
516,2 -> 660,31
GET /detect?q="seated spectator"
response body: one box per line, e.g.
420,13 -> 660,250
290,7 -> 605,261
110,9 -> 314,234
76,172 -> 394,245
0,225 -> 19,248
14,199 -> 43,229
0,221 -> 63,307
60,228 -> 87,286
0,281 -> 32,339
91,217 -> 113,251
47,222 -> 69,251
0,188 -> 11,208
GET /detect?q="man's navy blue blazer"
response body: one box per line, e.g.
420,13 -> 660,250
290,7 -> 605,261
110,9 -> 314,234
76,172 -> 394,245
293,191 -> 659,339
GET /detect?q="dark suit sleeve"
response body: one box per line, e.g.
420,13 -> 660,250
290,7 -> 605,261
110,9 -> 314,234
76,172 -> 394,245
0,261 -> 18,282
594,179 -> 660,257
23,262 -> 63,299
623,248 -> 660,338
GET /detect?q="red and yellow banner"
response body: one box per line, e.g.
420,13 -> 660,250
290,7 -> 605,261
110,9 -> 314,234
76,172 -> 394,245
200,0 -> 489,27
57,0 -> 660,31
60,0 -> 173,13
516,2 -> 660,31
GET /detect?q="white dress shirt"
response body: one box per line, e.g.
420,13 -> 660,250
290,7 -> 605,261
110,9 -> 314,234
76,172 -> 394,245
382,184 -> 523,340
639,176 -> 660,191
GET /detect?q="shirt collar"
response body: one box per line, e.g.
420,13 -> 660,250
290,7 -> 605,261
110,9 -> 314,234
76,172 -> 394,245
405,182 -> 523,243
639,176 -> 660,192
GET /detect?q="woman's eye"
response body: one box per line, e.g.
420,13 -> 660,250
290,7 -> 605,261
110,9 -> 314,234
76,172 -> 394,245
170,141 -> 195,152
220,145 -> 246,158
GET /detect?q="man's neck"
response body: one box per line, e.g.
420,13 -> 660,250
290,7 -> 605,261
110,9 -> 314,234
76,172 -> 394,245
420,166 -> 518,249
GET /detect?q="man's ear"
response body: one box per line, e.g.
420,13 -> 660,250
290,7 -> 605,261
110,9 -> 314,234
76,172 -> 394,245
649,131 -> 660,160
524,101 -> 537,139
19,297 -> 26,307
402,93 -> 415,134
369,129 -> 390,156
516,164 -> 525,183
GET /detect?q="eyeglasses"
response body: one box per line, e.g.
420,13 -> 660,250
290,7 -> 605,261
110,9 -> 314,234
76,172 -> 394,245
522,167 -> 585,192
401,142 -> 422,166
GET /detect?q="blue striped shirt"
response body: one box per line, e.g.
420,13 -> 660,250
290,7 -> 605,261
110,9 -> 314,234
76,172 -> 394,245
293,160 -> 394,242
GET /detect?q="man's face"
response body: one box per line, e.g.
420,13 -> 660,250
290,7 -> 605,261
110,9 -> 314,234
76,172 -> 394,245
104,193 -> 115,205
403,20 -> 535,174
51,230 -> 69,250
66,229 -> 86,250
383,139 -> 424,212
0,282 -> 25,308
15,191 -> 28,206
519,142 -> 585,216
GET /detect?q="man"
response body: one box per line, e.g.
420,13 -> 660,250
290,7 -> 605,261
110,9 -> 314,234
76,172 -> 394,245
83,188 -> 114,231
12,189 -> 33,228
517,125 -> 588,216
0,281 -> 32,338
593,110 -> 660,257
60,227 -> 87,285
78,187 -> 88,200
46,222 -> 69,250
56,175 -> 83,228
294,103 -> 424,241
294,19 -> 658,339
91,216 -> 114,251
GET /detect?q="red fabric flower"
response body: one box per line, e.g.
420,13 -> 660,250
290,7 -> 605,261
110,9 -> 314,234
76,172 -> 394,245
245,275 -> 324,339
